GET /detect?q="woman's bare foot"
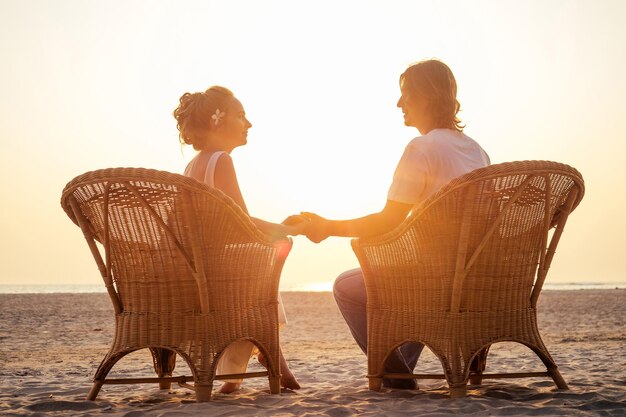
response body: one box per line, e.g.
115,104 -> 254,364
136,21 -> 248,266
279,363 -> 301,390
219,381 -> 241,394
258,349 -> 301,390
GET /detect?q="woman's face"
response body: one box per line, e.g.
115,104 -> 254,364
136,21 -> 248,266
218,97 -> 252,150
397,80 -> 429,131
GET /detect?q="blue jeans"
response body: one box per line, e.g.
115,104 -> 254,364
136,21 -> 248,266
333,268 -> 424,389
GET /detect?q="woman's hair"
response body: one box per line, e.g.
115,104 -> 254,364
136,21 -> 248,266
173,86 -> 234,149
400,59 -> 464,132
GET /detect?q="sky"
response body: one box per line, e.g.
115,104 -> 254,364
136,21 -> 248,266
1,0 -> 625,290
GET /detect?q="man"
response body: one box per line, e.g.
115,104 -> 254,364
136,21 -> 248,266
296,59 -> 490,388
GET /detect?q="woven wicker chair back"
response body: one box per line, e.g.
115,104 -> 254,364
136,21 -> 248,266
355,160 -> 584,315
61,167 -> 284,315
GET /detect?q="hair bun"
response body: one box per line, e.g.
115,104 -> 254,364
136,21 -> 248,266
172,87 -> 235,150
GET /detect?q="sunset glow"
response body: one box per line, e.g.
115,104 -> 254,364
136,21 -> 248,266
1,0 -> 625,290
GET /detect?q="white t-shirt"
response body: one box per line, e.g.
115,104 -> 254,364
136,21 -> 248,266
387,128 -> 490,205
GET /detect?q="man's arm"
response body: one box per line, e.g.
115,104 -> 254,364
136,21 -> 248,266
302,200 -> 413,243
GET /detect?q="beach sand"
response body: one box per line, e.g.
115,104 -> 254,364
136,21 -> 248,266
1,290 -> 624,416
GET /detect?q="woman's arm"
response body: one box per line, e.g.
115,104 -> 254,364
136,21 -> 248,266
252,217 -> 305,239
214,153 -> 304,239
213,152 -> 249,213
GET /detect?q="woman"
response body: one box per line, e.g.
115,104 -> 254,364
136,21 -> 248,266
173,85 -> 302,393
294,59 -> 490,388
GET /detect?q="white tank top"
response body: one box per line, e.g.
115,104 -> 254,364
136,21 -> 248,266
183,151 -> 225,187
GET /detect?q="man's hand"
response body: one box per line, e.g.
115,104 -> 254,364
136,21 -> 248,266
300,212 -> 331,243
282,213 -> 332,243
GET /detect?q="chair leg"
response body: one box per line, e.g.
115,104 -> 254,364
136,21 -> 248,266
368,377 -> 383,391
263,346 -> 281,394
449,383 -> 468,398
530,339 -> 569,390
87,352 -> 123,401
195,384 -> 213,402
269,375 -> 281,394
87,380 -> 104,401
445,354 -> 469,398
548,367 -> 569,390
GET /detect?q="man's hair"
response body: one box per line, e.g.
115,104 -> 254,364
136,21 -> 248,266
400,59 -> 464,132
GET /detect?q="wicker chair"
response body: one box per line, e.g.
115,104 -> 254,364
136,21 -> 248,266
351,161 -> 584,398
61,167 -> 292,402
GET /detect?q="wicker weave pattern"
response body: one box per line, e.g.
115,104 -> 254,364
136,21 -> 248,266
61,167 -> 291,401
351,161 -> 584,397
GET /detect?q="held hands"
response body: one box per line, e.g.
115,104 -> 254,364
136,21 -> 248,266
301,212 -> 331,243
280,215 -> 310,237
282,212 -> 331,243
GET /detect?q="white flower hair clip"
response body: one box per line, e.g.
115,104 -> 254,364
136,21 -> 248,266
212,108 -> 225,126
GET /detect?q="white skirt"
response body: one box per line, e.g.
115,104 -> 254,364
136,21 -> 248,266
216,294 -> 287,383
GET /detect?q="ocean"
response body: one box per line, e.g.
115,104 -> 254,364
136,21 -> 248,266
0,282 -> 624,294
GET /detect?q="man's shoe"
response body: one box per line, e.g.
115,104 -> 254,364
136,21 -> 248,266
382,378 -> 418,389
